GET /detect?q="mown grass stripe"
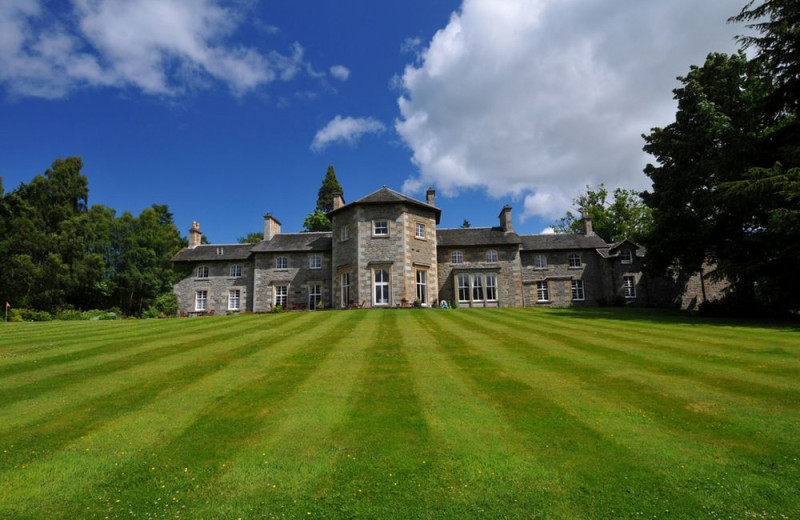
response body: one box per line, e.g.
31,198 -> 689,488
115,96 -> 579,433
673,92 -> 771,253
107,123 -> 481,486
0,313 -> 320,471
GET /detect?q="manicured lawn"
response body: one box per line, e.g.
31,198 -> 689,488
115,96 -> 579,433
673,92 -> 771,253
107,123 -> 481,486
1,308 -> 798,519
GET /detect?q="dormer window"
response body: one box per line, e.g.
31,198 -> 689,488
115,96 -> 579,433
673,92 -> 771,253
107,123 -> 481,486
373,220 -> 388,236
216,247 -> 224,255
620,250 -> 633,264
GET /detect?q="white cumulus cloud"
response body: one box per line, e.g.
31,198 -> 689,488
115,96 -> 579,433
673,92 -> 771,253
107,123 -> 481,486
329,65 -> 350,81
311,115 -> 386,152
0,0 -> 310,98
396,0 -> 742,219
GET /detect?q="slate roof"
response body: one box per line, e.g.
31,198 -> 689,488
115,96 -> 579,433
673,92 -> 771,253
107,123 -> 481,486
172,244 -> 254,262
328,186 -> 441,223
250,232 -> 332,252
436,227 -> 521,247
520,233 -> 609,251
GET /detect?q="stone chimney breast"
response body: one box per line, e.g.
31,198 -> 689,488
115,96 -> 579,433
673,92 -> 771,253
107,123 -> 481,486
498,205 -> 514,233
264,213 -> 282,241
188,221 -> 202,249
426,187 -> 436,206
332,190 -> 344,210
581,215 -> 595,236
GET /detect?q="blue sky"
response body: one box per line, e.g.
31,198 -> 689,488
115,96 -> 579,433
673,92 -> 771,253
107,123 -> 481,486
1,0 -> 744,243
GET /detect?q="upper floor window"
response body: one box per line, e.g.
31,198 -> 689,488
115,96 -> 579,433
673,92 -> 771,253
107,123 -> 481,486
486,250 -> 498,263
276,257 -> 288,269
197,265 -> 209,278
451,251 -> 463,264
620,249 -> 633,264
415,222 -> 426,239
534,255 -> 547,269
309,255 -> 321,269
568,253 -> 581,268
373,220 -> 388,236
229,265 -> 242,277
341,224 -> 349,241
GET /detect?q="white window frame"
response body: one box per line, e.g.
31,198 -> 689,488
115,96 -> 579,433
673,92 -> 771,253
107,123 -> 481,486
486,274 -> 498,301
620,250 -> 633,264
571,279 -> 585,301
486,250 -> 498,263
373,268 -> 390,305
274,285 -> 288,308
341,224 -> 349,241
568,254 -> 582,268
341,271 -> 350,308
228,289 -> 241,310
451,251 -> 463,264
472,274 -> 484,301
415,222 -> 426,239
195,290 -> 208,311
309,255 -> 321,269
457,274 -> 470,302
197,265 -> 209,278
229,264 -> 242,277
536,281 -> 550,302
534,255 -> 547,269
373,220 -> 388,236
623,276 -> 637,298
276,257 -> 288,269
309,284 -> 322,310
416,270 -> 428,305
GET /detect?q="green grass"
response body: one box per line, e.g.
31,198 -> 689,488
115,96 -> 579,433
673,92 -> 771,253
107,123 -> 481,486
1,308 -> 798,519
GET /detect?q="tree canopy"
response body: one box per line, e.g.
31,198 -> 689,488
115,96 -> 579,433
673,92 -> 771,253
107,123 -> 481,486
553,184 -> 653,243
303,165 -> 343,232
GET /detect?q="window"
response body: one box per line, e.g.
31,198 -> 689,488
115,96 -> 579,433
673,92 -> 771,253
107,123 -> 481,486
195,290 -> 208,311
276,257 -> 288,269
620,250 -> 633,264
416,270 -> 428,304
373,220 -> 388,236
341,224 -> 349,241
451,251 -> 463,264
486,250 -> 498,263
228,289 -> 241,310
472,274 -> 485,301
309,284 -> 322,310
486,274 -> 498,301
623,276 -> 636,298
457,274 -> 470,302
341,272 -> 350,308
374,269 -> 390,305
415,223 -> 426,239
309,255 -> 321,269
274,285 -> 288,308
571,280 -> 585,301
568,254 -> 581,268
536,281 -> 550,302
534,255 -> 547,269
229,265 -> 242,277
197,266 -> 209,278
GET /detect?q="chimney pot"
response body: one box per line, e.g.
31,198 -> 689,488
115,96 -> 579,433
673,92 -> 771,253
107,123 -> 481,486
188,221 -> 202,248
426,187 -> 436,206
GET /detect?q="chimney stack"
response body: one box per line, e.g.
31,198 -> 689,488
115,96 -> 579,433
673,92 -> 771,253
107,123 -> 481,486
332,189 -> 344,210
498,205 -> 514,233
264,213 -> 282,241
426,187 -> 436,206
189,221 -> 202,248
581,215 -> 595,236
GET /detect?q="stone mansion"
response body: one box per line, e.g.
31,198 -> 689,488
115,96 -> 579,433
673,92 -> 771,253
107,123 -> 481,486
172,186 -> 693,314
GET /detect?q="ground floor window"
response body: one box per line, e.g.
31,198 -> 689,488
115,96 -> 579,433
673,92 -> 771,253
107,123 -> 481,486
309,284 -> 322,310
456,273 -> 499,304
341,272 -> 350,308
274,285 -> 288,308
537,281 -> 550,302
228,289 -> 241,310
416,270 -> 427,305
571,280 -> 585,301
374,269 -> 390,305
623,276 -> 636,298
195,290 -> 208,311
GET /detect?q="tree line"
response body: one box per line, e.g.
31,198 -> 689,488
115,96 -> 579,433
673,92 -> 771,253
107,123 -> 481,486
0,157 -> 185,317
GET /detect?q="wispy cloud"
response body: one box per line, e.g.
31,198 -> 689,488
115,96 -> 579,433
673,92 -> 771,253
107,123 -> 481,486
329,65 -> 350,82
311,115 -> 385,152
0,0 -> 311,98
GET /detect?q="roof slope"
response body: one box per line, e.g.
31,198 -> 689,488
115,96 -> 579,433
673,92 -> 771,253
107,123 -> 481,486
520,233 -> 608,251
250,232 -> 332,252
328,186 -> 441,223
437,227 -> 521,247
172,243 -> 254,262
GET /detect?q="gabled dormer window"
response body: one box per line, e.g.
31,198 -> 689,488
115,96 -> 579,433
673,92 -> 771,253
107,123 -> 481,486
620,250 -> 633,264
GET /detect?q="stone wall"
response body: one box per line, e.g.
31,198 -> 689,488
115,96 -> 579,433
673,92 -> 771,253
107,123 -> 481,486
520,249 -> 606,307
173,260 -> 253,314
437,244 -> 522,307
252,251 -> 332,311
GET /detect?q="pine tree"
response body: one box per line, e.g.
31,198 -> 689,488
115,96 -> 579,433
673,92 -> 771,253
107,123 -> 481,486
304,165 -> 343,231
